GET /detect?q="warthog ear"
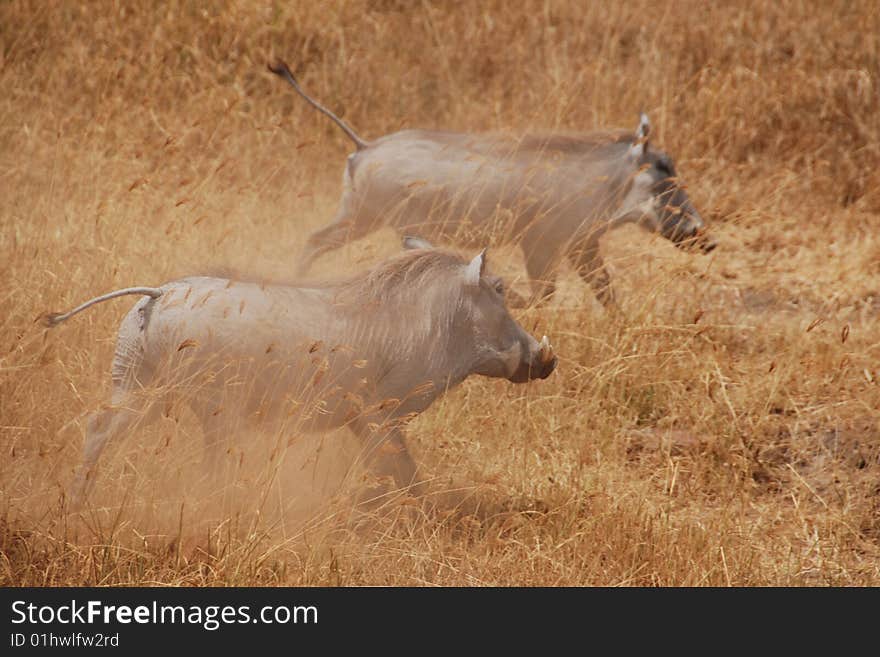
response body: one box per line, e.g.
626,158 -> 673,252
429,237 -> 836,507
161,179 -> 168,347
464,249 -> 487,286
403,235 -> 435,250
629,112 -> 651,160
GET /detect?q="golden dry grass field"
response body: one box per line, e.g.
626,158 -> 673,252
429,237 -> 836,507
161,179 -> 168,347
1,0 -> 879,586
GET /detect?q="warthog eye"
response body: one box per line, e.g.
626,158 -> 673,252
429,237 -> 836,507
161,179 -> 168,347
655,156 -> 674,177
492,278 -> 504,295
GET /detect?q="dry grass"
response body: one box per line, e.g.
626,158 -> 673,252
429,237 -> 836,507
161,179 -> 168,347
2,0 -> 879,586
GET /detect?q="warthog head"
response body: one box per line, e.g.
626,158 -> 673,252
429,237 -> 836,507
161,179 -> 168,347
403,237 -> 557,383
627,114 -> 716,254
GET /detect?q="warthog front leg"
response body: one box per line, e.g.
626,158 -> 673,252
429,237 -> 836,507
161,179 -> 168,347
522,244 -> 561,306
352,420 -> 424,501
569,244 -> 617,309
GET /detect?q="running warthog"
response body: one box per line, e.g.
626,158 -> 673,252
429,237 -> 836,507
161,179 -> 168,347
44,244 -> 556,505
269,59 -> 715,307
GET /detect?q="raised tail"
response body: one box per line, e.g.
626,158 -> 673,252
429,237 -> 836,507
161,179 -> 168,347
41,287 -> 164,327
268,58 -> 369,151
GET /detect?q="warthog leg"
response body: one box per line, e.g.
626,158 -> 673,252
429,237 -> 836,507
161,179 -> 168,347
522,244 -> 560,306
297,200 -> 380,277
352,421 -> 424,500
297,220 -> 354,276
69,404 -> 141,509
569,244 -> 617,309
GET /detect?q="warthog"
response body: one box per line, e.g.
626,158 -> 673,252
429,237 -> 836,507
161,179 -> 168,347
44,242 -> 556,505
270,60 -> 715,307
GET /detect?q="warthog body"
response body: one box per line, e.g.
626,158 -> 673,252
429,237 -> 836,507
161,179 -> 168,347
45,245 -> 556,504
270,60 -> 715,306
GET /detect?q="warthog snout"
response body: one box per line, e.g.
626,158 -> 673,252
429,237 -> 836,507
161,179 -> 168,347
699,233 -> 717,253
666,205 -> 716,255
509,335 -> 557,383
677,226 -> 717,254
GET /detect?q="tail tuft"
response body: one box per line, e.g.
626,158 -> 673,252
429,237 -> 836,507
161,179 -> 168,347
268,55 -> 368,151
268,59 -> 292,77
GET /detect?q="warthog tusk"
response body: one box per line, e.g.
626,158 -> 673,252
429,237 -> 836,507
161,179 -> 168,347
539,335 -> 554,363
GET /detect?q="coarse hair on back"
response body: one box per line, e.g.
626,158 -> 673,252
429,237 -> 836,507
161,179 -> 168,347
331,248 -> 468,307
324,248 -> 474,367
513,129 -> 635,156
205,248 -> 468,303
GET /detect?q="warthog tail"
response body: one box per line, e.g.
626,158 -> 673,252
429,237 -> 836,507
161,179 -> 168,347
268,58 -> 369,151
41,287 -> 164,327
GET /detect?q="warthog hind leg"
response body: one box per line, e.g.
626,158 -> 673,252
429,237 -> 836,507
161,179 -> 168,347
297,201 -> 380,276
69,404 -> 141,509
70,331 -> 158,510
